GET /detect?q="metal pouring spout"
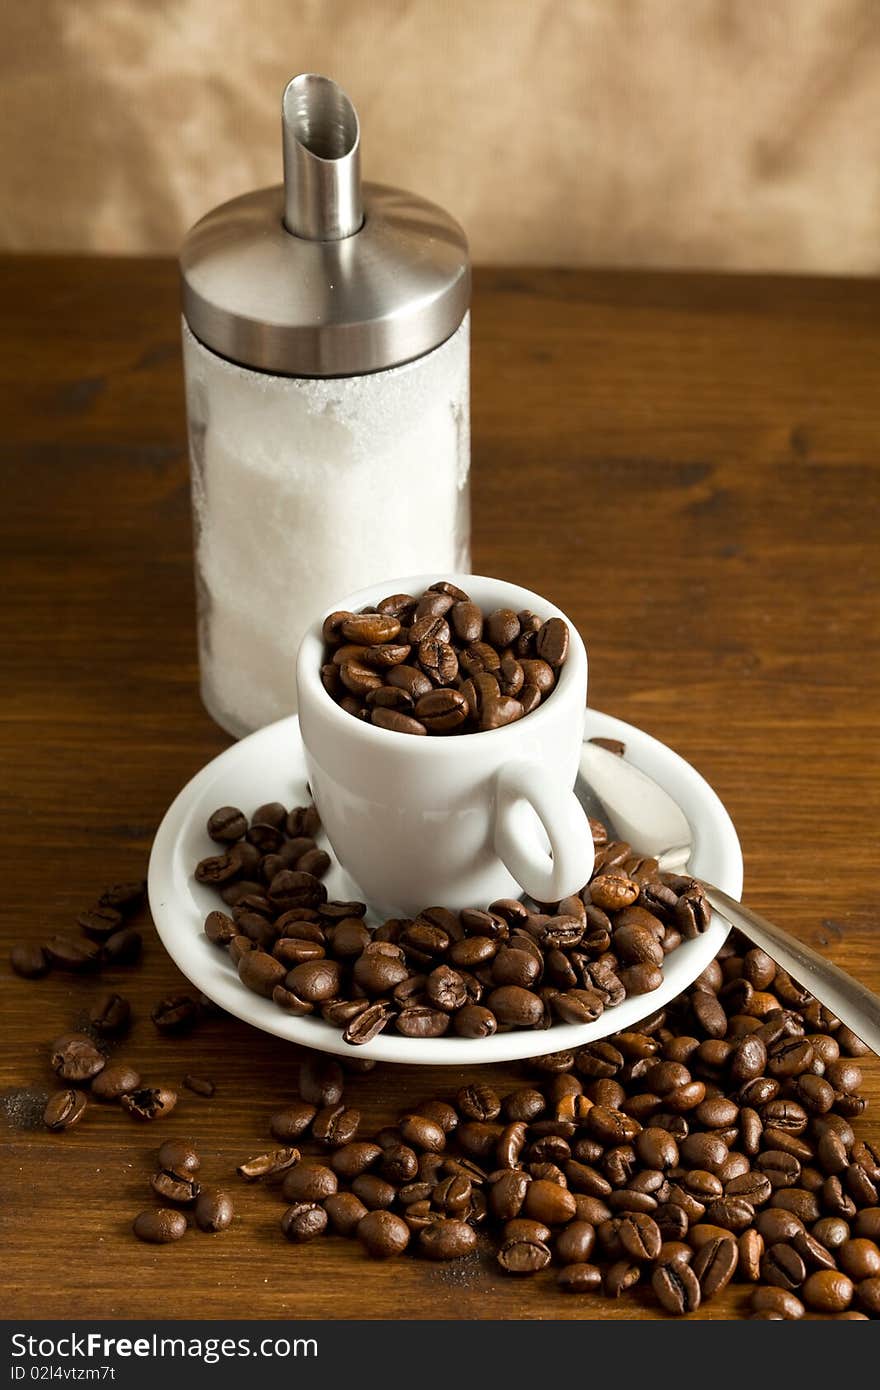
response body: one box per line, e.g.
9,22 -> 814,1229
282,73 -> 363,241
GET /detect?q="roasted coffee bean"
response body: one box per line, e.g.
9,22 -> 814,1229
415,688 -> 469,732
154,1142 -> 199,1181
802,1268 -> 854,1312
357,1209 -> 410,1258
738,1228 -> 764,1282
132,1209 -> 187,1244
151,994 -> 200,1033
50,1033 -> 105,1083
535,617 -> 569,667
324,1192 -> 369,1236
344,1001 -> 394,1045
98,879 -> 147,911
558,1262 -> 603,1292
419,1219 -> 477,1260
498,1237 -> 552,1274
207,806 -> 248,842
751,1286 -> 804,1319
193,1189 -> 234,1233
838,1239 -> 880,1280
490,1170 -> 531,1221
121,1087 -> 177,1121
43,935 -> 100,971
43,1088 -> 87,1131
237,1147 -> 300,1181
555,1220 -> 597,1265
281,1201 -> 328,1242
297,1056 -> 343,1107
523,1179 -> 577,1225
693,1236 -> 738,1298
761,1242 -> 806,1289
619,1211 -> 662,1260
10,943 -> 50,978
92,1063 -> 141,1101
487,986 -> 544,1027
151,1168 -> 200,1204
652,1258 -> 701,1315
77,904 -> 123,939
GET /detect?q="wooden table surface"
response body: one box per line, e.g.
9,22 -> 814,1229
1,257 -> 877,1320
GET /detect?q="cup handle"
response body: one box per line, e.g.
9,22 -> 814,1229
493,757 -> 594,903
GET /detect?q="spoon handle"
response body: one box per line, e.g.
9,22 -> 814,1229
702,881 -> 880,1056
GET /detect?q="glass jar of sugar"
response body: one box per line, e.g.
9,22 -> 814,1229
180,75 -> 470,738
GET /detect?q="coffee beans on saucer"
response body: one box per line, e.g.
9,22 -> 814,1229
196,798 -> 712,1044
320,581 -> 571,734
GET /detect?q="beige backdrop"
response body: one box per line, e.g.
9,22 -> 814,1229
2,0 -> 880,271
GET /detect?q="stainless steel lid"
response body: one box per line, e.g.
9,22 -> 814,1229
180,74 -> 470,377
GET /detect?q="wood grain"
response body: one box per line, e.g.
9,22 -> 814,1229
0,257 -> 877,1319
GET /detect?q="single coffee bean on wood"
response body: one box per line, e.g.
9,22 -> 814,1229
132,1209 -> 187,1245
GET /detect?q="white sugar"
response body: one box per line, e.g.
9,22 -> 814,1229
183,316 -> 470,736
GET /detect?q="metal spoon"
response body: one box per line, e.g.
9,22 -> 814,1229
580,739 -> 880,1054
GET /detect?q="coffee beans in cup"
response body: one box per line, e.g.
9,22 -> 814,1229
319,581 -> 570,734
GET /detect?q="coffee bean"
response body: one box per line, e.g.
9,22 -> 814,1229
10,943 -> 50,978
619,1211 -> 662,1260
102,927 -> 142,965
281,1201 -> 328,1242
194,1189 -> 234,1232
237,1147 -> 300,1181
43,935 -> 100,971
357,1210 -> 410,1258
558,1262 -> 603,1292
92,1063 -> 141,1101
487,986 -> 544,1027
43,1088 -> 87,1131
297,1056 -> 343,1107
802,1268 -> 854,1312
535,617 -> 569,667
344,1001 -> 394,1045
838,1239 -> 880,1281
419,1219 -> 477,1260
324,1192 -> 369,1236
77,905 -> 123,939
693,1236 -> 738,1298
151,1169 -> 200,1204
121,1087 -> 177,1121
498,1237 -> 552,1274
50,1033 -> 105,1083
150,994 -> 200,1033
751,1286 -> 804,1319
132,1209 -> 187,1244
760,1242 -> 806,1289
182,1073 -> 215,1098
312,1105 -> 360,1148
652,1258 -> 701,1314
523,1179 -> 577,1225
99,880 -> 147,911
857,1277 -> 880,1315
207,806 -> 248,842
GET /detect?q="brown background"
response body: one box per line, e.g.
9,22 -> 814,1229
3,0 -> 880,271
0,257 -> 878,1318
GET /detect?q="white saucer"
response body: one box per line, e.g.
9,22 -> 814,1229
148,711 -> 743,1065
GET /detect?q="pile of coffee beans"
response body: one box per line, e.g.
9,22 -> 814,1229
235,947 -> 879,1317
196,794 -> 712,1041
134,1137 -> 235,1243
320,581 -> 571,734
10,880 -> 146,980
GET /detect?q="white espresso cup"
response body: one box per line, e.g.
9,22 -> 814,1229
296,574 -> 594,917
